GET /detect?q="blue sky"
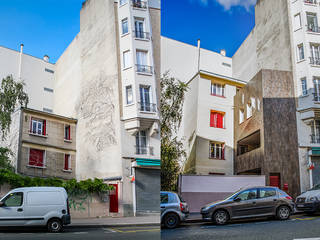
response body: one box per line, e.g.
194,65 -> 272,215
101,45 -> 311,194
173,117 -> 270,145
0,0 -> 84,63
162,0 -> 256,57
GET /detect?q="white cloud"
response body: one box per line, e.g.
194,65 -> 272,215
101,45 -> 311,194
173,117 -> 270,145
216,0 -> 256,11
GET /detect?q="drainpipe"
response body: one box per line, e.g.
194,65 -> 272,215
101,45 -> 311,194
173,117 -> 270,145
308,153 -> 313,189
18,44 -> 24,80
197,39 -> 201,72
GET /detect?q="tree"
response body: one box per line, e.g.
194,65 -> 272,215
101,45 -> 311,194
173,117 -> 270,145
160,72 -> 188,191
0,75 -> 28,170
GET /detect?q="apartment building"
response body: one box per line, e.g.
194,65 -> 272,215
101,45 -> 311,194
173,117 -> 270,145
53,0 -> 160,216
288,0 -> 320,192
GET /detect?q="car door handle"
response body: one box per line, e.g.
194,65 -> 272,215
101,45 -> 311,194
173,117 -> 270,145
252,202 -> 256,204
17,208 -> 23,212
273,199 -> 277,202
160,206 -> 165,209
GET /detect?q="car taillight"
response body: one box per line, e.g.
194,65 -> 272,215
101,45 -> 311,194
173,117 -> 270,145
180,203 -> 185,212
67,198 -> 70,215
285,196 -> 293,200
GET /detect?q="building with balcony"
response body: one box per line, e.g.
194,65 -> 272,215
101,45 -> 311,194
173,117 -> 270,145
53,0 -> 160,216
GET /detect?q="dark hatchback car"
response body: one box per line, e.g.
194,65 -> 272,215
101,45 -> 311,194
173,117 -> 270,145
296,184 -> 320,214
200,186 -> 294,225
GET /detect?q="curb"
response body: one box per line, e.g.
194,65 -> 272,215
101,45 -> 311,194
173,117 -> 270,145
66,223 -> 160,229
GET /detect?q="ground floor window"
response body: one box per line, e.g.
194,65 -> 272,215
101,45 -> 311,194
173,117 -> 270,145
209,142 -> 225,160
64,154 -> 71,171
29,149 -> 45,167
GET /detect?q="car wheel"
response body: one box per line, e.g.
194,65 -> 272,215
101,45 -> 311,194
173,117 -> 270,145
164,213 -> 180,229
47,218 -> 63,233
277,206 -> 290,220
213,210 -> 229,225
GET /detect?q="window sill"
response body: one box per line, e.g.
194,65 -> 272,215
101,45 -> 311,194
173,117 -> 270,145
123,66 -> 133,71
64,139 -> 72,143
310,64 -> 320,68
125,103 -> 135,107
63,169 -> 72,173
306,31 -> 320,35
27,165 -> 46,169
210,127 -> 226,130
297,59 -> 306,64
29,132 -> 48,138
139,111 -> 157,115
294,27 -> 302,32
304,2 -> 317,6
136,71 -> 153,76
211,94 -> 226,98
209,157 -> 226,161
132,7 -> 147,11
121,32 -> 130,38
134,37 -> 150,42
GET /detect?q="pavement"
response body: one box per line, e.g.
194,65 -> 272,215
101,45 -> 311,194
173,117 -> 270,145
69,215 -> 160,228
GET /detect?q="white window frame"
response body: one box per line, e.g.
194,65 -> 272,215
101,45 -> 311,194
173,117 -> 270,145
297,44 -> 305,61
301,77 -> 308,96
121,18 -> 129,35
123,50 -> 131,69
294,13 -> 302,30
31,119 -> 43,135
126,85 -> 133,105
239,109 -> 244,124
211,83 -> 225,97
136,130 -> 148,155
209,142 -> 224,160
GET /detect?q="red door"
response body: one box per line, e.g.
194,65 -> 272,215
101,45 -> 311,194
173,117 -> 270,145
109,184 -> 119,213
269,175 -> 280,188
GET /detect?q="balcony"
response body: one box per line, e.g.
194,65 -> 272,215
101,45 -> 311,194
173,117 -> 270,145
136,146 -> 154,155
138,102 -> 157,113
136,64 -> 153,74
313,93 -> 320,102
307,25 -> 320,33
311,134 -> 320,144
134,31 -> 150,40
132,0 -> 147,9
305,0 -> 317,4
310,57 -> 320,66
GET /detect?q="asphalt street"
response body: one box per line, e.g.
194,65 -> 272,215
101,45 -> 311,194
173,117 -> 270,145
162,215 -> 320,240
0,225 -> 161,240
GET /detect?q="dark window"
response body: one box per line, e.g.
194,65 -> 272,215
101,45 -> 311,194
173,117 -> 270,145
2,192 -> 23,207
65,125 -> 71,140
259,188 -> 276,198
161,193 -> 168,204
236,189 -> 257,201
44,87 -> 54,93
45,68 -> 54,74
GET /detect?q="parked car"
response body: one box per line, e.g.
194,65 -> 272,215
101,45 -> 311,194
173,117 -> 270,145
0,187 -> 70,232
296,183 -> 320,214
200,186 -> 294,225
161,191 -> 189,228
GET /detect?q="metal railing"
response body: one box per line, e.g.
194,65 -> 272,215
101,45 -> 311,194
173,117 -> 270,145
135,146 -> 154,155
313,93 -> 320,102
310,57 -> 320,66
307,25 -> 320,33
134,31 -> 150,40
138,102 -> 157,112
305,0 -> 317,4
132,0 -> 148,9
136,64 -> 153,74
311,134 -> 320,143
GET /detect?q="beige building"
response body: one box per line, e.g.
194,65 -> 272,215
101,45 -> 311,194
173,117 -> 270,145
17,108 -> 77,180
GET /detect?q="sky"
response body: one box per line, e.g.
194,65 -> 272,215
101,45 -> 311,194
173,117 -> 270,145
0,0 -> 84,63
162,0 -> 256,57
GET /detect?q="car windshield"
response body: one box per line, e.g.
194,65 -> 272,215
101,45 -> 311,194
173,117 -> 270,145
224,189 -> 242,200
310,184 -> 320,191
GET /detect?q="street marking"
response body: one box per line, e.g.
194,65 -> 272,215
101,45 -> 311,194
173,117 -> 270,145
201,226 -> 217,229
294,238 -> 320,240
73,232 -> 88,234
103,228 -> 117,233
226,224 -> 243,227
254,222 -> 270,225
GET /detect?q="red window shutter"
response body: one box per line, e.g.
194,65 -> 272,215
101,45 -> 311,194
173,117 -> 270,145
222,144 -> 225,159
29,149 -> 44,167
64,155 -> 69,170
210,112 -> 214,127
270,175 -> 280,188
43,120 -> 46,136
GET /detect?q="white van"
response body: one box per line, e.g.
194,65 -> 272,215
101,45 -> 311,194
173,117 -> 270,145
0,187 -> 71,232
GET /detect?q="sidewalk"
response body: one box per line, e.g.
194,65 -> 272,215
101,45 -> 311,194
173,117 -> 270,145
69,215 -> 160,228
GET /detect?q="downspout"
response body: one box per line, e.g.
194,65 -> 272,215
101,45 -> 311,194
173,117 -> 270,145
308,152 -> 313,189
18,44 -> 24,80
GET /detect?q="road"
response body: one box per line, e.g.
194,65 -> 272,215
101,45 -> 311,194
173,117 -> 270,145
162,215 -> 320,240
0,225 -> 160,240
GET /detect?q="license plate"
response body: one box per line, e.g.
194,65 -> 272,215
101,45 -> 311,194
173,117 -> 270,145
297,204 -> 304,208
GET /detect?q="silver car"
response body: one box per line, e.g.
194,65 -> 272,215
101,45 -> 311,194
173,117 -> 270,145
200,186 -> 294,225
296,184 -> 320,213
161,191 -> 189,228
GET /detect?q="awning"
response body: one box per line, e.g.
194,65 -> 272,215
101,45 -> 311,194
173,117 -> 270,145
136,158 -> 161,167
312,147 -> 320,156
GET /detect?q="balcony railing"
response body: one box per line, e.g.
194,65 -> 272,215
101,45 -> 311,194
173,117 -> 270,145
307,25 -> 320,33
132,0 -> 147,9
311,134 -> 320,143
305,0 -> 317,4
135,146 -> 154,155
313,93 -> 320,102
136,64 -> 153,74
134,31 -> 150,40
310,57 -> 320,66
138,102 -> 157,113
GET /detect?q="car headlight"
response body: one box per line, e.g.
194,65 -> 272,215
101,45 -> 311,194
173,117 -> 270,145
309,196 -> 318,202
201,206 -> 211,212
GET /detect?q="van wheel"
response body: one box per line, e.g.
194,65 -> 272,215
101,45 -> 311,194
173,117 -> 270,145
277,206 -> 290,220
213,210 -> 229,225
164,213 -> 180,229
47,219 -> 63,233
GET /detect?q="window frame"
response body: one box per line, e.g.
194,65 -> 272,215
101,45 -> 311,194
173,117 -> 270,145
301,77 -> 308,96
210,110 -> 225,129
297,44 -> 305,61
64,154 -> 72,171
123,50 -> 131,69
64,125 -> 71,141
209,142 -> 225,160
28,149 -> 45,168
121,18 -> 129,35
2,192 -> 23,207
30,118 -> 46,136
126,85 -> 133,105
211,82 -> 225,97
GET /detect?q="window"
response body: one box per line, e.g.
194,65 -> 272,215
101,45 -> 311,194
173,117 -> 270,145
236,189 -> 258,201
307,12 -> 318,32
210,111 -> 225,128
65,125 -> 71,140
259,188 -> 276,198
123,50 -> 131,69
44,87 -> 53,93
119,0 -> 128,5
294,13 -> 302,30
126,85 -> 133,104
121,18 -> 128,35
257,99 -> 261,111
134,18 -> 145,38
311,119 -> 320,143
29,149 -> 45,167
64,154 -> 71,171
30,118 -> 46,136
247,103 -> 252,118
297,44 -> 305,61
209,142 -> 225,160
314,77 -> 320,101
2,192 -> 23,207
310,44 -> 320,64
242,94 -> 244,104
211,83 -> 225,97
301,78 -> 308,96
136,50 -> 151,73
239,109 -> 244,124
140,86 -> 152,111
251,97 -> 256,109
161,193 -> 169,204
136,131 -> 147,154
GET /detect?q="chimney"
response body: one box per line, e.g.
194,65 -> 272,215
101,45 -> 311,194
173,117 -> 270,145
18,44 -> 24,80
220,49 -> 226,57
197,39 -> 201,49
43,55 -> 50,62
20,44 -> 24,53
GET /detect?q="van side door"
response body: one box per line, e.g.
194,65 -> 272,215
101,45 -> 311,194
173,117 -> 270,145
0,192 -> 25,226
